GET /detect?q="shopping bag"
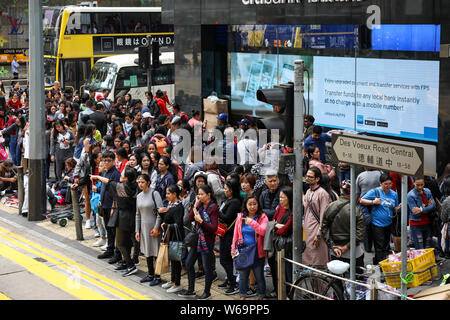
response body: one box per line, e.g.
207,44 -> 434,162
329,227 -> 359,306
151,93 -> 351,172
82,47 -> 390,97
155,242 -> 170,275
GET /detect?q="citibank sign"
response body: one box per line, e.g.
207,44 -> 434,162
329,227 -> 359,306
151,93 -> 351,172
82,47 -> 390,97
242,0 -> 363,5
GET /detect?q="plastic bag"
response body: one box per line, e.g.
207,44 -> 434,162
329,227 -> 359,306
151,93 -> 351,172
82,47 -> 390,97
387,249 -> 426,263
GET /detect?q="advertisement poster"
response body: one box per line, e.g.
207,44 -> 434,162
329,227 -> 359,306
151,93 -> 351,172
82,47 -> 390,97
231,52 -> 313,118
313,56 -> 440,142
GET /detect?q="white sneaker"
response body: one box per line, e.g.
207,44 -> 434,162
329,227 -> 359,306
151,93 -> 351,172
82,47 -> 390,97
93,238 -> 106,247
100,243 -> 108,251
85,220 -> 92,229
161,282 -> 174,289
94,230 -> 100,238
167,285 -> 183,293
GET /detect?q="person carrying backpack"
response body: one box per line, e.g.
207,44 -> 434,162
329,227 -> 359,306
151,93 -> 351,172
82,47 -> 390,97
322,180 -> 366,270
360,173 -> 401,265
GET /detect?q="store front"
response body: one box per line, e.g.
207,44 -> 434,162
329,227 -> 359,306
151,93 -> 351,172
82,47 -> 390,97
162,0 -> 450,175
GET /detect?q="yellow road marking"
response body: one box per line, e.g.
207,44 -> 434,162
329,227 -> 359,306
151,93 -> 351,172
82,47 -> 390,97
0,226 -> 150,300
0,292 -> 11,300
0,232 -> 133,300
0,242 -> 109,300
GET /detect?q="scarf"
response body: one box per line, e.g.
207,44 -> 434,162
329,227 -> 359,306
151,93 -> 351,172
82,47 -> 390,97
196,200 -> 213,253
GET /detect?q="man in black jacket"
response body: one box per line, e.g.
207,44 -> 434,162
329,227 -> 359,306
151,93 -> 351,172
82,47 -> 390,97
321,180 -> 366,270
259,174 -> 281,221
97,151 -> 122,262
89,102 -> 108,136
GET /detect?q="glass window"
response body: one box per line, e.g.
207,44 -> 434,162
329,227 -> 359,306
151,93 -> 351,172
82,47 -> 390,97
121,12 -> 151,33
115,66 -> 147,89
152,64 -> 174,85
44,57 -> 57,86
85,62 -> 118,91
95,13 -> 121,34
64,12 -> 93,35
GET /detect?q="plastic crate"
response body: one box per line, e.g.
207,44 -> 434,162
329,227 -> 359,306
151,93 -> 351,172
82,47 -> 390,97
379,248 -> 438,289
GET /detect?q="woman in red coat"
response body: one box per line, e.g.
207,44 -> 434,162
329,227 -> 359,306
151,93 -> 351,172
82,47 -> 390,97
6,93 -> 22,110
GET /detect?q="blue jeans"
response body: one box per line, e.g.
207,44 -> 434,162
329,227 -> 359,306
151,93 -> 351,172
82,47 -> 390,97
186,242 -> 215,294
339,170 -> 351,184
410,224 -> 432,249
238,257 -> 266,298
9,135 -> 17,165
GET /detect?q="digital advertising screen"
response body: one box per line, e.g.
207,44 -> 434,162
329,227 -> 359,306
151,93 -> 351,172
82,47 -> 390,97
230,52 -> 313,118
313,56 -> 440,142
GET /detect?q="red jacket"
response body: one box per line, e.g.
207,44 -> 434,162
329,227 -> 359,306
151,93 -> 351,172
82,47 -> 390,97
232,212 -> 268,259
155,97 -> 171,115
272,206 -> 293,236
7,99 -> 21,110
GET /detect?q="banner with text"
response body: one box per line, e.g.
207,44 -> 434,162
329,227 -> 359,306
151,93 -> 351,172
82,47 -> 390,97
313,56 -> 439,142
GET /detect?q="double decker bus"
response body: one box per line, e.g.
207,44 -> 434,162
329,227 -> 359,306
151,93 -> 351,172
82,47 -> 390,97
43,5 -> 173,93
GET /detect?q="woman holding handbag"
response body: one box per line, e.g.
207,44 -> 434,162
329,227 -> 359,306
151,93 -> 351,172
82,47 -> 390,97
231,194 -> 268,300
135,174 -> 163,284
267,186 -> 294,299
217,178 -> 241,295
155,184 -> 185,292
178,185 -> 219,300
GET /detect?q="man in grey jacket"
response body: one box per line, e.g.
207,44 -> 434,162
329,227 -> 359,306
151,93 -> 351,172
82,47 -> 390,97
259,174 -> 281,221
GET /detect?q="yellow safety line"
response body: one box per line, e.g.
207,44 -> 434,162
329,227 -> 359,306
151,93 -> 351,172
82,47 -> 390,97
0,232 -> 133,300
0,242 -> 108,300
0,292 -> 11,300
0,226 -> 150,300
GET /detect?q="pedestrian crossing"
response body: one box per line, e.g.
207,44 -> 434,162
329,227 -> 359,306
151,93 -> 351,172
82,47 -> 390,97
0,225 -> 151,300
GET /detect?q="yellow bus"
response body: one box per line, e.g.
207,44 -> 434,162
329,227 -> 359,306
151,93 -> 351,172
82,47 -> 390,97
43,5 -> 173,93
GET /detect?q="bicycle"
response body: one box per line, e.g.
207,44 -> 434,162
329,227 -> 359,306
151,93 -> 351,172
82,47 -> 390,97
289,261 -> 381,301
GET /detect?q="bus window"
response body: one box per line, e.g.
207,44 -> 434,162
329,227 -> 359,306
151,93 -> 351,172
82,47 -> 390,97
152,64 -> 174,86
115,66 -> 147,89
121,12 -> 150,33
85,62 -> 117,91
44,57 -> 57,85
65,12 -> 93,35
96,13 -> 121,34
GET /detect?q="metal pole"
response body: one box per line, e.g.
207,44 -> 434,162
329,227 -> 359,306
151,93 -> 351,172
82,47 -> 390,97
350,165 -> 356,300
71,188 -> 84,241
146,36 -> 152,95
28,0 -> 46,221
17,166 -> 24,216
400,175 -> 408,298
293,60 -> 305,275
277,249 -> 286,300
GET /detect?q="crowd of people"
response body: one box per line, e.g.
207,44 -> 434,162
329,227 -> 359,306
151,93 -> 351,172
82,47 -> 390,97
0,79 -> 449,300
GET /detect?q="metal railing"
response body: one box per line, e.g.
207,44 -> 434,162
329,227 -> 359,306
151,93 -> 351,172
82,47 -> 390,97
277,249 -> 415,301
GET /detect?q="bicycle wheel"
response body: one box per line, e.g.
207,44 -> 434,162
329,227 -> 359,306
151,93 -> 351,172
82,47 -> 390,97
289,273 -> 345,300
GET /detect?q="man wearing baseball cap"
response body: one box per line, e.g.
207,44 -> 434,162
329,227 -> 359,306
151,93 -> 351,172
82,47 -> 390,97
217,113 -> 229,127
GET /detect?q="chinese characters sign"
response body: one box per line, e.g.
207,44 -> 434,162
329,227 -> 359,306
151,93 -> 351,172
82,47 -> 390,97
331,133 -> 424,176
93,34 -> 174,55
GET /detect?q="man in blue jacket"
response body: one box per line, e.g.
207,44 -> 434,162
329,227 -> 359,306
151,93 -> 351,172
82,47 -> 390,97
407,177 -> 436,249
303,125 -> 332,164
97,151 -> 122,262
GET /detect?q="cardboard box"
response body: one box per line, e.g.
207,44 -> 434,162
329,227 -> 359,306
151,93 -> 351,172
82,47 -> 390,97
203,98 -> 228,114
203,113 -> 219,131
414,283 -> 450,300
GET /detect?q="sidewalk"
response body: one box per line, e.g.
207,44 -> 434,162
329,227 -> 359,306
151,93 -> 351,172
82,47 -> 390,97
0,200 -> 264,301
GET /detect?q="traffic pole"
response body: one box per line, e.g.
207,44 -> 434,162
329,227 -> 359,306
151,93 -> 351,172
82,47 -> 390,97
350,165 -> 356,300
146,35 -> 152,95
28,0 -> 46,221
400,175 -> 408,298
71,187 -> 84,241
17,166 -> 24,216
293,60 -> 305,275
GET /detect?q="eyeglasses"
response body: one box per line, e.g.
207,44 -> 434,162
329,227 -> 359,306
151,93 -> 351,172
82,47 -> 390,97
102,159 -> 113,162
305,175 -> 316,179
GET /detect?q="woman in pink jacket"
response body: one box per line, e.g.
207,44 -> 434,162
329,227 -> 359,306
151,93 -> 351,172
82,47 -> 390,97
232,194 -> 268,300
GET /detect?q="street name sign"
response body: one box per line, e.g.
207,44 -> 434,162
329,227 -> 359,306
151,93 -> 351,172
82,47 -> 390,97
332,133 -> 424,176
